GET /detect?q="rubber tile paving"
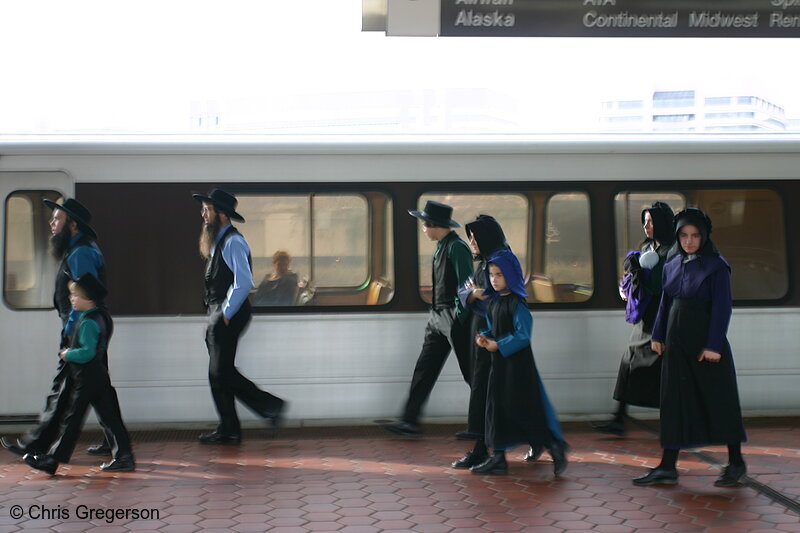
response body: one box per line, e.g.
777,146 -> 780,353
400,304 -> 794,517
1,418 -> 798,532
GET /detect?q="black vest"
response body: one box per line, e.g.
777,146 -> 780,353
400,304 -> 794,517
69,308 -> 113,377
54,235 -> 107,326
488,293 -> 525,339
432,231 -> 465,310
204,225 -> 252,308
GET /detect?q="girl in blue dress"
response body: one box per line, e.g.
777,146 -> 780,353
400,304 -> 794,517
471,249 -> 568,476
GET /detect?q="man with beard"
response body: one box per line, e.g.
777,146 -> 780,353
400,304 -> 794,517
193,188 -> 286,444
1,198 -> 110,458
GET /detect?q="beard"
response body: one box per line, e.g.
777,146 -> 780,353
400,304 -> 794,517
199,216 -> 221,259
48,225 -> 72,260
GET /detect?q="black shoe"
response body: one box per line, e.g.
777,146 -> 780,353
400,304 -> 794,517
23,453 -> 59,475
714,463 -> 747,487
454,429 -> 480,440
198,431 -> 241,445
380,421 -> 421,438
101,454 -> 136,472
524,445 -> 544,462
591,419 -> 626,436
550,441 -> 570,477
1,436 -> 27,457
451,450 -> 489,469
87,443 -> 112,456
265,400 -> 286,430
633,467 -> 678,486
470,453 -> 508,475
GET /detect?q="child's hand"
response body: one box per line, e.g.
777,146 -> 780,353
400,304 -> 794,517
476,334 -> 499,352
472,288 -> 489,301
58,349 -> 68,361
475,333 -> 487,348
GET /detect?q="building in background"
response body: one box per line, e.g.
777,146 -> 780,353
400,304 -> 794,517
600,90 -> 792,133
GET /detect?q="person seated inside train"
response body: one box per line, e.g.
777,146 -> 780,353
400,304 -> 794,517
252,250 -> 300,306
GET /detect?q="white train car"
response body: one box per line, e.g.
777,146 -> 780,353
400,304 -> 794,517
1,135 -> 798,425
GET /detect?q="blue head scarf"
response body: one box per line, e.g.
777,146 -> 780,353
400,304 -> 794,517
484,249 -> 528,299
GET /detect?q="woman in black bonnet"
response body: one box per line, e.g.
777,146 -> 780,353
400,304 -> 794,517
633,208 -> 747,488
594,201 -> 674,436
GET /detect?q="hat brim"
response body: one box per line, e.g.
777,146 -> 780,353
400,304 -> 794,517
43,199 -> 98,239
408,209 -> 460,228
192,193 -> 245,222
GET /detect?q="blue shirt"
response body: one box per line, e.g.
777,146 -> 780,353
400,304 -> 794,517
212,224 -> 255,320
64,232 -> 104,335
481,298 -> 533,357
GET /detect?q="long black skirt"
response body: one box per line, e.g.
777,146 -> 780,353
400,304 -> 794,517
660,298 -> 746,449
613,321 -> 661,409
485,346 -> 552,450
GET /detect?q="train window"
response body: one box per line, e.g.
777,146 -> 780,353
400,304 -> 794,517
3,191 -> 63,309
614,192 -> 686,278
237,192 -> 393,306
614,189 -> 788,301
540,192 -> 593,303
415,192 -> 593,304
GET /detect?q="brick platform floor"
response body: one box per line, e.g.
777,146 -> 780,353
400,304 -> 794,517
1,418 -> 798,532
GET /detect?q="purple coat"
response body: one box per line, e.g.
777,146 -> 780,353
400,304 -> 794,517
652,253 -> 731,354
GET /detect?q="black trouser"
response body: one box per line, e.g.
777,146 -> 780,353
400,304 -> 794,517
23,359 -> 72,453
49,371 -> 132,463
206,303 -> 284,435
402,308 -> 471,425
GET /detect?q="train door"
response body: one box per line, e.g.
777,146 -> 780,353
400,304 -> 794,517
1,171 -> 73,417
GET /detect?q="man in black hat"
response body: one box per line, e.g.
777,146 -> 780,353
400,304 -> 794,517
381,200 -> 473,437
193,188 -> 285,444
2,198 -> 110,458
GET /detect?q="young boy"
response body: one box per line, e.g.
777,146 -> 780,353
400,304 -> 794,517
23,273 -> 134,474
472,249 -> 568,476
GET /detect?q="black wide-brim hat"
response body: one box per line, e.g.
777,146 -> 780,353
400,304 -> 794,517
43,198 -> 97,239
74,272 -> 108,303
408,200 -> 460,228
192,188 -> 245,222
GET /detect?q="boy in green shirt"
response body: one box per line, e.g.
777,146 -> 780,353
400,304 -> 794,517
24,273 -> 134,474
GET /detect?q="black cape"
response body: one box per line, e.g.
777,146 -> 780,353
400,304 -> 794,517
485,294 -> 553,450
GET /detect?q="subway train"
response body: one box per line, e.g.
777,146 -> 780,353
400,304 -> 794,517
1,135 -> 798,426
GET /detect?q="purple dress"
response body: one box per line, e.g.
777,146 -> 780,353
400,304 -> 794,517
652,253 -> 746,449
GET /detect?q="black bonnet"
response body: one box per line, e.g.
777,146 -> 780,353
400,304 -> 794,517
641,201 -> 675,246
673,207 -> 718,256
465,214 -> 509,258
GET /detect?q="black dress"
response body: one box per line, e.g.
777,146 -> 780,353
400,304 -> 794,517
652,254 -> 746,449
613,242 -> 668,408
484,294 -> 555,451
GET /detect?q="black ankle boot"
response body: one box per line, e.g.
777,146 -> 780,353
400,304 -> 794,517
452,449 -> 489,469
470,453 -> 508,475
632,467 -> 678,486
524,445 -> 544,462
549,441 -> 569,477
591,418 -> 626,436
714,463 -> 746,487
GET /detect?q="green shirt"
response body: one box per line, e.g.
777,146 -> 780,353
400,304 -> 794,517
436,236 -> 474,323
64,308 -> 102,364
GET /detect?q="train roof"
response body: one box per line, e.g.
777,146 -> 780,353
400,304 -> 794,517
2,134 -> 800,156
